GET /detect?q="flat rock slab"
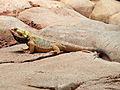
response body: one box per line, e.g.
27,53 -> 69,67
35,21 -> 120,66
0,44 -> 45,63
0,44 -> 120,90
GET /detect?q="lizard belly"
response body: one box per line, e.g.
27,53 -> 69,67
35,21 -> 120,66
34,46 -> 53,53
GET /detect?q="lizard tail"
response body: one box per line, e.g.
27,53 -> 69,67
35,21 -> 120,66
65,44 -> 111,60
92,48 -> 111,61
91,48 -> 106,53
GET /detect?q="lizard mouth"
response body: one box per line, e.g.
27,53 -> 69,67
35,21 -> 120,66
10,30 -> 29,43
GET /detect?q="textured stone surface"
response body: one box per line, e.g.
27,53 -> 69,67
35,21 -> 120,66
40,25 -> 120,62
60,0 -> 95,17
76,74 -> 120,90
90,0 -> 120,23
28,0 -> 70,9
0,0 -> 31,16
0,44 -> 119,90
109,12 -> 120,26
18,7 -> 84,29
17,6 -> 120,31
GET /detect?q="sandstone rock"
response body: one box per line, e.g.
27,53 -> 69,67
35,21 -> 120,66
40,25 -> 120,62
24,53 -> 120,90
18,7 -> 84,29
28,0 -> 71,9
0,44 -> 120,90
0,16 -> 38,48
0,44 -> 45,63
60,0 -> 95,17
76,74 -> 120,90
0,0 -> 31,16
90,0 -> 120,23
17,7 -> 120,31
109,12 -> 120,26
74,18 -> 120,31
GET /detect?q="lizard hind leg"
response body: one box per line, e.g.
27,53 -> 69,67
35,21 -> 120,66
50,43 -> 61,55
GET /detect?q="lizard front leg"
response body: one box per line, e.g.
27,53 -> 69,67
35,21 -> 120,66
20,46 -> 29,51
27,41 -> 35,54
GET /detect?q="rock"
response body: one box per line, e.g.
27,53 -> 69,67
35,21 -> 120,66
28,0 -> 71,9
90,0 -> 120,23
0,44 -> 120,90
0,16 -> 38,48
40,25 -> 120,62
0,44 -> 45,63
60,0 -> 95,17
24,53 -> 120,90
109,12 -> 120,26
74,17 -> 120,31
76,74 -> 120,90
0,0 -> 31,16
18,7 -> 84,29
17,7 -> 120,31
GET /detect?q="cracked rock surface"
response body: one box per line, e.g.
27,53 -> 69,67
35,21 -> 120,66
0,44 -> 120,90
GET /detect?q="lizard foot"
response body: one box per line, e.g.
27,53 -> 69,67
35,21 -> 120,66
49,51 -> 58,55
24,50 -> 33,54
20,47 -> 29,51
93,52 -> 99,59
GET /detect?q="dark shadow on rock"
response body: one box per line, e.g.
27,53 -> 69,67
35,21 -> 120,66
11,50 -> 25,54
20,52 -> 67,63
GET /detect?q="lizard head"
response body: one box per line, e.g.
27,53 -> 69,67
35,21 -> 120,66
10,27 -> 30,43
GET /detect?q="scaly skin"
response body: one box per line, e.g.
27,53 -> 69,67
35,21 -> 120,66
10,27 -> 107,56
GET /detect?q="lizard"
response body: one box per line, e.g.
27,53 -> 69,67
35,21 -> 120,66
10,27 -> 108,58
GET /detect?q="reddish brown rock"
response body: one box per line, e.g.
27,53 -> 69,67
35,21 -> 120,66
0,0 -> 31,16
18,7 -> 84,29
18,6 -> 120,31
60,0 -> 95,17
90,0 -> 120,23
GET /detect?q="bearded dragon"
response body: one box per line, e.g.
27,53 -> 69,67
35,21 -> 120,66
10,27 -> 107,57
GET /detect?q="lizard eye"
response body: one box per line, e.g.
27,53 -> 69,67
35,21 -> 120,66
18,32 -> 23,36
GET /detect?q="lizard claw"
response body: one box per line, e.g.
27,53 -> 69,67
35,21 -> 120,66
93,52 -> 99,59
23,50 -> 32,54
